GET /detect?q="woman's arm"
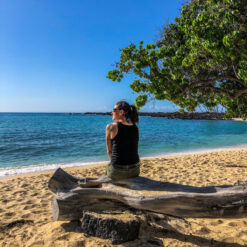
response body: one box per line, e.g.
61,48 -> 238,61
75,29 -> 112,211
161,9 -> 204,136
106,124 -> 113,159
105,123 -> 118,159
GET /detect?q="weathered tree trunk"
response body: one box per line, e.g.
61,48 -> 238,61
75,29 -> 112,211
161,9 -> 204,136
49,168 -> 247,221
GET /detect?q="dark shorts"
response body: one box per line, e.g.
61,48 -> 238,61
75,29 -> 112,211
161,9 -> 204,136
105,162 -> 140,180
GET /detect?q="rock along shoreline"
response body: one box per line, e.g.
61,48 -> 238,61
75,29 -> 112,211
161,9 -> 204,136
81,112 -> 225,120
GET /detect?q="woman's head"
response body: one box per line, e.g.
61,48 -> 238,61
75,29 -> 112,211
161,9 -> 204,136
112,101 -> 139,124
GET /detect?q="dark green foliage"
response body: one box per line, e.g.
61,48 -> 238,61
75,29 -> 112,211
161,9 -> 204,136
107,0 -> 247,118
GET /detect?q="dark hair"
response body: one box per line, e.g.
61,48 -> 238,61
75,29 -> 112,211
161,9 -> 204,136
116,100 -> 139,124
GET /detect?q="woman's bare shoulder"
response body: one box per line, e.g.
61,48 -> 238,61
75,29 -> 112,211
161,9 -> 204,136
106,122 -> 118,131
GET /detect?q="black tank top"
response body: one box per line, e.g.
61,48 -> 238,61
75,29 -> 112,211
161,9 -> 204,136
110,122 -> 139,166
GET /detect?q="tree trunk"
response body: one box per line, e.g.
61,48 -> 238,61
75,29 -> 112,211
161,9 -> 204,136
49,168 -> 247,221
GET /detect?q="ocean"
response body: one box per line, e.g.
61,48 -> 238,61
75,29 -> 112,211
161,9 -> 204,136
1,113 -> 247,177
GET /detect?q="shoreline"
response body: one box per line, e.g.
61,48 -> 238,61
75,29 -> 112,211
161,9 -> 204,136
1,145 -> 247,180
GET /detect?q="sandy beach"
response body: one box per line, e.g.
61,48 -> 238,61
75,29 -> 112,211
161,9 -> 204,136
1,148 -> 247,246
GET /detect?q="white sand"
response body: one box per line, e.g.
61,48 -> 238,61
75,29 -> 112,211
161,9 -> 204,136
1,149 -> 247,246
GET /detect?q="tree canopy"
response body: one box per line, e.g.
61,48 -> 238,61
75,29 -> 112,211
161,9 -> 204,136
107,0 -> 247,118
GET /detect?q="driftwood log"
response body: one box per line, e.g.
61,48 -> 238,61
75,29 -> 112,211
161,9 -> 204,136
48,168 -> 247,221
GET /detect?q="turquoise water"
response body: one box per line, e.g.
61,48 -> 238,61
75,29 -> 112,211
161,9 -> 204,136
1,113 -> 247,176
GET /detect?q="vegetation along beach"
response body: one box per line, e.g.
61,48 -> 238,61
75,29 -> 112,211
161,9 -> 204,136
1,0 -> 247,246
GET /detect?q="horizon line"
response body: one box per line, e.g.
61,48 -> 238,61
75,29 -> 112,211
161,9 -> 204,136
0,110 -> 225,114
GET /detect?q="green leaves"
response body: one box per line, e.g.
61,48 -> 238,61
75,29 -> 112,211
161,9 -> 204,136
238,69 -> 247,83
107,0 -> 247,118
130,80 -> 148,93
135,95 -> 148,109
107,70 -> 123,82
223,31 -> 241,47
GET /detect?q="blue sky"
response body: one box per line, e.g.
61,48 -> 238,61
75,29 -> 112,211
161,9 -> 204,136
0,0 -> 183,112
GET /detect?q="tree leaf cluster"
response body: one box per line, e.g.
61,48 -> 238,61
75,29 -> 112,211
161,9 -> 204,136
107,0 -> 247,118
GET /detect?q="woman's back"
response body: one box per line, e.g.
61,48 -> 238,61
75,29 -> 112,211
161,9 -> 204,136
111,122 -> 139,166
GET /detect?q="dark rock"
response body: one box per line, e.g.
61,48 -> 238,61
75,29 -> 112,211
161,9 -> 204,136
140,112 -> 225,120
81,211 -> 140,244
82,111 -> 225,120
83,112 -> 111,116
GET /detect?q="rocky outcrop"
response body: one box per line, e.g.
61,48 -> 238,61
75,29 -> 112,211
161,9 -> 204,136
141,112 -> 225,120
83,112 -> 111,116
81,211 -> 140,244
83,112 -> 225,120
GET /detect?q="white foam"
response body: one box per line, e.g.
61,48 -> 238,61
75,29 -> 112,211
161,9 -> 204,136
1,144 -> 247,178
0,160 -> 108,178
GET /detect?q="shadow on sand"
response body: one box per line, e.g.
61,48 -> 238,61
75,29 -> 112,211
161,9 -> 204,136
61,220 -> 246,247
113,176 -> 246,193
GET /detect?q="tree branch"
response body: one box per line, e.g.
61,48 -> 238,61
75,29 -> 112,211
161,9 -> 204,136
192,85 -> 247,99
182,75 -> 247,98
231,60 -> 241,81
233,88 -> 247,98
193,85 -> 233,98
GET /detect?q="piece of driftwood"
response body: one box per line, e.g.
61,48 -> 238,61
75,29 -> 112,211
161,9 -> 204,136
49,168 -> 247,221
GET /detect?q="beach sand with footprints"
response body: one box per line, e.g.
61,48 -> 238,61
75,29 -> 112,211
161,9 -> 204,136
1,149 -> 247,246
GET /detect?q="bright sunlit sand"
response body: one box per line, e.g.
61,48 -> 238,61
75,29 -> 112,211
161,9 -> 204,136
1,148 -> 247,246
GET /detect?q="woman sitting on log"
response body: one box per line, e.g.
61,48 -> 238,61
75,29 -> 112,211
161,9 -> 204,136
105,100 -> 140,180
